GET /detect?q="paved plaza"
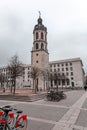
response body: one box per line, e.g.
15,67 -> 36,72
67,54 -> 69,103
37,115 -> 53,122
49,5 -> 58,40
0,90 -> 87,130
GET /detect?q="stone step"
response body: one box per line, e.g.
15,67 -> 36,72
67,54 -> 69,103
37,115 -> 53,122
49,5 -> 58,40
0,95 -> 30,102
0,93 -> 46,102
30,93 -> 46,101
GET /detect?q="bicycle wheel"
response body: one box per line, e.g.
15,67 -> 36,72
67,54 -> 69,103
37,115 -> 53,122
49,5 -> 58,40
17,118 -> 27,130
0,124 -> 5,130
62,93 -> 66,99
47,96 -> 52,101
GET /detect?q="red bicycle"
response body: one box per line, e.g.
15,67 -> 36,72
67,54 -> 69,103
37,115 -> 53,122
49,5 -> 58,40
0,105 -> 27,130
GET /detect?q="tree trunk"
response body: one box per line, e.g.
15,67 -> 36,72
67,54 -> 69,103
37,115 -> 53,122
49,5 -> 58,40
33,79 -> 34,89
0,82 -> 3,89
32,79 -> 35,93
57,80 -> 58,92
10,86 -> 12,93
33,79 -> 36,94
44,79 -> 45,91
10,80 -> 13,93
13,79 -> 16,95
35,79 -> 37,94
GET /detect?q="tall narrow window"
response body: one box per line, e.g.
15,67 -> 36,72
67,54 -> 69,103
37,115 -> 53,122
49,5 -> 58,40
67,79 -> 69,85
36,32 -> 38,39
41,43 -> 44,49
41,32 -> 43,39
66,67 -> 68,71
70,62 -> 72,66
36,43 -> 39,49
71,72 -> 73,75
70,67 -> 73,71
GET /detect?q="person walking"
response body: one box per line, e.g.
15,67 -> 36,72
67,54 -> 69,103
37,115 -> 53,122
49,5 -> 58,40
84,85 -> 87,91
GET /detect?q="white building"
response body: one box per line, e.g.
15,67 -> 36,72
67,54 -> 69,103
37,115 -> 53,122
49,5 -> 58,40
49,58 -> 85,88
0,15 -> 85,90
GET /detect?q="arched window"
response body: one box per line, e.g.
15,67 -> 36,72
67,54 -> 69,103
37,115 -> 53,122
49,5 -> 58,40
41,43 -> 44,49
36,43 -> 39,49
36,32 -> 38,39
41,32 -> 43,39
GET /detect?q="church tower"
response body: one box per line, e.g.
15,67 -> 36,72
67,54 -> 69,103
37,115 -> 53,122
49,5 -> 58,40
31,13 -> 49,90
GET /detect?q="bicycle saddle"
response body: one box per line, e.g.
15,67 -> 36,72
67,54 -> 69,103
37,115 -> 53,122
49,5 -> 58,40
3,105 -> 11,108
16,110 -> 23,114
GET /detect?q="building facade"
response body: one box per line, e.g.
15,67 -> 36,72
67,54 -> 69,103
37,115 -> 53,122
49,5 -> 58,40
49,58 -> 85,88
0,16 -> 85,90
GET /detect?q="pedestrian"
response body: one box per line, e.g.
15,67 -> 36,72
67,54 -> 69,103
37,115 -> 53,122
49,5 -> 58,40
84,85 -> 87,91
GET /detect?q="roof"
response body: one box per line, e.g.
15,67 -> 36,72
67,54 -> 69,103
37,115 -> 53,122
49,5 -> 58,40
49,57 -> 83,66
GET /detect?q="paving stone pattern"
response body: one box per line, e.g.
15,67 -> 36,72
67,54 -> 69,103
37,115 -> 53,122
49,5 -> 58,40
0,90 -> 87,130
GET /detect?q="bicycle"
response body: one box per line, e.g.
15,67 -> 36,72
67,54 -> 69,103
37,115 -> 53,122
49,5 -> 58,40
0,105 -> 14,127
0,105 -> 27,130
47,90 -> 66,101
47,90 -> 61,101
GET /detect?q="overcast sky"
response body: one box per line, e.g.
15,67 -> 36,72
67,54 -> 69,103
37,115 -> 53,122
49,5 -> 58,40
0,0 -> 87,72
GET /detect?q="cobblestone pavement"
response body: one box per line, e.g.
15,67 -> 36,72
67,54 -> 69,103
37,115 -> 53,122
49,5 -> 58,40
0,90 -> 87,130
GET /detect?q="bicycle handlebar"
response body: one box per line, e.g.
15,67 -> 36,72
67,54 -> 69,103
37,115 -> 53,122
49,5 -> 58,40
0,105 -> 23,115
0,105 -> 13,112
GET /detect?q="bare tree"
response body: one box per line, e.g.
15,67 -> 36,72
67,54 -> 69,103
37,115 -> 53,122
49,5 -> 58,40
43,70 -> 67,91
42,69 -> 53,91
53,73 -> 65,90
8,54 -> 23,94
30,67 -> 41,93
61,74 -> 67,89
53,72 -> 60,91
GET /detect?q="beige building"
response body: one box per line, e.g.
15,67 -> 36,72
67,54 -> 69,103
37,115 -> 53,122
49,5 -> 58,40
0,15 -> 85,90
49,58 -> 85,88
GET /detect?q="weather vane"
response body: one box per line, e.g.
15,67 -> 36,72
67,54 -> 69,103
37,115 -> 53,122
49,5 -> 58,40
38,11 -> 41,18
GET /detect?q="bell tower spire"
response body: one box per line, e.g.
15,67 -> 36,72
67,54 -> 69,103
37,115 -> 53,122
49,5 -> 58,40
38,11 -> 41,18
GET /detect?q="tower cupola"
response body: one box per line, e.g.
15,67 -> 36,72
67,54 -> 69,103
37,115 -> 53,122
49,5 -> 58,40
38,17 -> 42,24
34,13 -> 47,32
